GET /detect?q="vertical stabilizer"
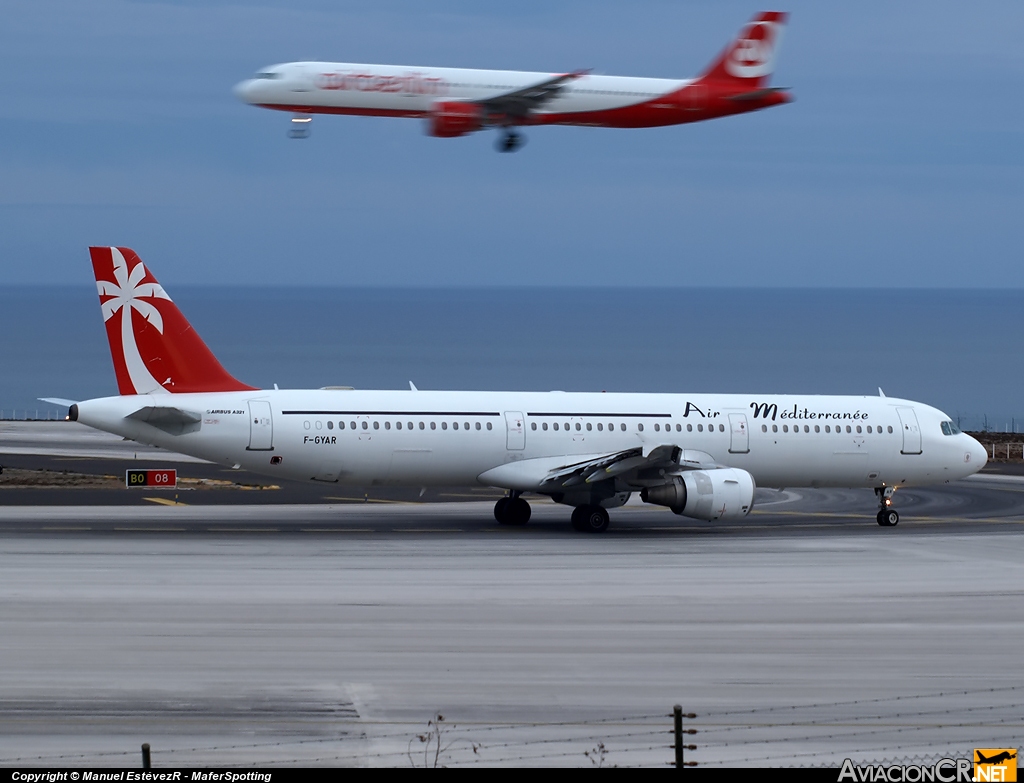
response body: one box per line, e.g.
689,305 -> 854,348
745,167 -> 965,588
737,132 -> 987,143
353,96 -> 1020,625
696,11 -> 788,89
89,246 -> 256,395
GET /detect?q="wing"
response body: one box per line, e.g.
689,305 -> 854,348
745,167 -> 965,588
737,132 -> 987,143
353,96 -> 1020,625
478,444 -> 722,492
478,70 -> 589,123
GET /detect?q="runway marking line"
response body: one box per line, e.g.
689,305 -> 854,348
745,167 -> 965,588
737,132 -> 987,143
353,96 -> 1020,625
323,496 -> 423,505
143,497 -> 188,506
206,528 -> 281,532
438,492 -> 506,499
392,528 -> 463,533
41,526 -> 92,531
114,527 -> 187,532
300,528 -> 374,533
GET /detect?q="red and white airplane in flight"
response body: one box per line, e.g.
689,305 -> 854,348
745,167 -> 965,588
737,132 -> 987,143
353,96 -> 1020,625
64,247 -> 986,533
234,11 -> 792,151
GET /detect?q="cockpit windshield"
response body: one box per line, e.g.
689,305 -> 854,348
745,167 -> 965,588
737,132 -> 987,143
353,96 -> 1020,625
255,71 -> 282,80
940,421 -> 962,436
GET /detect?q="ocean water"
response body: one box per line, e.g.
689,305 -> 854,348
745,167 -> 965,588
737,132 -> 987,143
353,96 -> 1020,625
0,286 -> 1020,431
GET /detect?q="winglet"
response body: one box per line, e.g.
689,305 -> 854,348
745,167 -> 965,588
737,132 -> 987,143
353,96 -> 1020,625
879,387 -> 886,397
409,381 -> 418,391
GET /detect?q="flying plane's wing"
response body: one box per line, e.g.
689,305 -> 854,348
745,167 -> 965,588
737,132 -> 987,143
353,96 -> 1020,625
478,70 -> 589,122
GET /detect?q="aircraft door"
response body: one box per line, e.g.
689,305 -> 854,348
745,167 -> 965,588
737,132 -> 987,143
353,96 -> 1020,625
505,411 -> 526,450
728,413 -> 750,454
248,400 -> 273,451
896,407 -> 922,455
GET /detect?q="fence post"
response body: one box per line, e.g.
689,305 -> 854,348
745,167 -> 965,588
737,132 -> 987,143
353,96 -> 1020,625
141,743 -> 151,769
673,706 -> 697,768
674,705 -> 682,768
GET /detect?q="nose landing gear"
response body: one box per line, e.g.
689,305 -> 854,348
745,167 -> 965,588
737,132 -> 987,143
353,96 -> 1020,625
875,486 -> 899,526
496,130 -> 524,152
288,115 -> 312,139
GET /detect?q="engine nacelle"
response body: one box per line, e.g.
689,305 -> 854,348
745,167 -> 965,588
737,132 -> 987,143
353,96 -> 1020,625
427,101 -> 484,138
640,468 -> 755,521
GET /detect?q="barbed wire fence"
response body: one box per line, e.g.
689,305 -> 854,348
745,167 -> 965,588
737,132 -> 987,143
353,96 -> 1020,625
0,685 -> 1019,767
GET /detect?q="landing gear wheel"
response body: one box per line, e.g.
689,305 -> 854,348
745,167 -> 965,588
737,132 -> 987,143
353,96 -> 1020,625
573,504 -> 609,534
570,506 -> 587,531
497,131 -> 524,152
496,497 -> 531,525
876,509 -> 899,527
494,497 -> 509,522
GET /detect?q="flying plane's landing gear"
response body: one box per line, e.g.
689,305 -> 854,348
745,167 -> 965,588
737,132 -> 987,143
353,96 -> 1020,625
288,115 -> 312,139
875,486 -> 899,526
497,130 -> 524,152
495,493 -> 531,525
570,504 -> 610,534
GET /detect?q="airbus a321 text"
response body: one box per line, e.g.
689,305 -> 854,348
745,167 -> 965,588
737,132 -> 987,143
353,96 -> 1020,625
61,247 -> 989,533
234,11 -> 792,151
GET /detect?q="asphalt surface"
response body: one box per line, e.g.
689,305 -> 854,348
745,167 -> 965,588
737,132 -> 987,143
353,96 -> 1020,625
1,422 -> 1022,767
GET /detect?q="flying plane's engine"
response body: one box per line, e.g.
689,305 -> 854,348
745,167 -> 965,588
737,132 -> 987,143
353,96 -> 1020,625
640,468 -> 755,521
427,101 -> 484,137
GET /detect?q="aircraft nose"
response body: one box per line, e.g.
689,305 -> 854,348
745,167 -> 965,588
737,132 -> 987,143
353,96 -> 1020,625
967,435 -> 988,472
233,79 -> 256,103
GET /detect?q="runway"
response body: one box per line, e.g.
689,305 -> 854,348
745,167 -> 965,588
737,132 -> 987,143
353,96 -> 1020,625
1,423 -> 1022,767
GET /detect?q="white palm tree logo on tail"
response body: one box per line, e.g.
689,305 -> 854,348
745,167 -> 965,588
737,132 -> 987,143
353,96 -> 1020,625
97,247 -> 172,395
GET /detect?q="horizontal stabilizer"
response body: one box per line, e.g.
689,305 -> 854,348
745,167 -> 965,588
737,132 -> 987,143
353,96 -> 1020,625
725,86 -> 791,102
127,405 -> 203,436
38,397 -> 79,408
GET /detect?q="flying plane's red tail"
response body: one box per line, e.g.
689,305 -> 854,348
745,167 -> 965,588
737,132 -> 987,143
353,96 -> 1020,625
696,11 -> 788,90
89,246 -> 256,395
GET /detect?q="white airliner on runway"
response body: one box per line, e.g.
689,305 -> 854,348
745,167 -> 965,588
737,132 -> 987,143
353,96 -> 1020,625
68,247 -> 986,532
234,11 -> 792,151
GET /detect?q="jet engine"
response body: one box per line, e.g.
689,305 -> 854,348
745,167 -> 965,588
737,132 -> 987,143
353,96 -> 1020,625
640,468 -> 755,521
427,101 -> 484,138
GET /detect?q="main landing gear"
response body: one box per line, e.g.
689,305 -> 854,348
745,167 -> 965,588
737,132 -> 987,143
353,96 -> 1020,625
495,493 -> 531,526
875,486 -> 899,527
496,130 -> 524,152
570,505 -> 610,534
288,114 -> 312,139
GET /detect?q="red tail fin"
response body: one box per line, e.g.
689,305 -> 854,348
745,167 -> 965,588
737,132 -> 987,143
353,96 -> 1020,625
89,246 -> 256,395
697,11 -> 787,89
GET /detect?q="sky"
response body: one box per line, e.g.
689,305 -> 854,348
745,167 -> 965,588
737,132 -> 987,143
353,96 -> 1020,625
0,0 -> 1021,288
